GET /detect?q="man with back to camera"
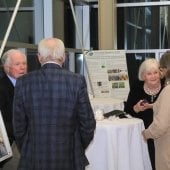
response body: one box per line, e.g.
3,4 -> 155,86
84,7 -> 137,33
13,37 -> 96,170
0,49 -> 27,170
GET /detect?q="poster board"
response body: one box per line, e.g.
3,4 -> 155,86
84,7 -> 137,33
84,50 -> 130,101
0,111 -> 12,162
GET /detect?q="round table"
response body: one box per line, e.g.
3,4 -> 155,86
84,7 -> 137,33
86,118 -> 152,170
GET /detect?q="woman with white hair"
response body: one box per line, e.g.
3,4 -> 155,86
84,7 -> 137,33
124,58 -> 165,170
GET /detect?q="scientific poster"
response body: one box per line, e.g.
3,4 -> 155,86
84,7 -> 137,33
84,50 -> 130,100
0,111 -> 12,162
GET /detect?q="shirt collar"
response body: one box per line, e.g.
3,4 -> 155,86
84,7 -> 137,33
7,75 -> 16,86
42,61 -> 61,67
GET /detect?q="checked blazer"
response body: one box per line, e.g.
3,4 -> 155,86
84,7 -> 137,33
13,63 -> 96,170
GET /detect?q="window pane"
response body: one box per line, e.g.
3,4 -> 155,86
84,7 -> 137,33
0,11 -> 34,43
117,6 -> 170,49
0,0 -> 33,7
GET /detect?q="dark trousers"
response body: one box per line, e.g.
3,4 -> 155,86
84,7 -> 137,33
148,139 -> 155,170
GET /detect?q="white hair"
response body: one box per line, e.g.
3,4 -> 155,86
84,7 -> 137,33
1,49 -> 27,66
138,58 -> 160,81
38,38 -> 65,65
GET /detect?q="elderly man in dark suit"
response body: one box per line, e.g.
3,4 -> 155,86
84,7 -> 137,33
13,37 -> 96,170
0,49 -> 27,170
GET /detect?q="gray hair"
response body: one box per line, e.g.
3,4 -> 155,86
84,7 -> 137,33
159,51 -> 170,69
1,49 -> 27,66
160,51 -> 170,81
38,38 -> 65,65
138,58 -> 160,81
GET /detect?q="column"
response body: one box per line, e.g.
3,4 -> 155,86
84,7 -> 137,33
98,0 -> 117,50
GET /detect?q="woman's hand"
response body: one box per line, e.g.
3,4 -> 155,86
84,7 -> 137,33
133,100 -> 153,113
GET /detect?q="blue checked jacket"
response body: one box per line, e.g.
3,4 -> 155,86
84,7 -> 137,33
13,63 -> 96,170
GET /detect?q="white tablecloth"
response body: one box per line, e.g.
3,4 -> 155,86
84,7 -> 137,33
90,98 -> 124,113
86,118 -> 152,170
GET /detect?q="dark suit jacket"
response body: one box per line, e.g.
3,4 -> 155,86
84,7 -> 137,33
13,63 -> 96,170
0,74 -> 15,144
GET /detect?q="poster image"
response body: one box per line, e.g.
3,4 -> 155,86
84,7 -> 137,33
0,111 -> 12,162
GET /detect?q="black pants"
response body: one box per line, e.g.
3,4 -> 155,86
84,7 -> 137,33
148,139 -> 155,170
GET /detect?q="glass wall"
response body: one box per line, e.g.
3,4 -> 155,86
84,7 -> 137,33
0,0 -> 98,49
63,1 -> 98,50
0,0 -> 34,43
0,0 -> 98,75
117,1 -> 170,50
0,0 -> 33,7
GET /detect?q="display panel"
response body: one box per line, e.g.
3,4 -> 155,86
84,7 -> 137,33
85,50 -> 130,100
0,111 -> 12,162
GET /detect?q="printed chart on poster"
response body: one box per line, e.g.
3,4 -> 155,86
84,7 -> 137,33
84,50 -> 130,101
